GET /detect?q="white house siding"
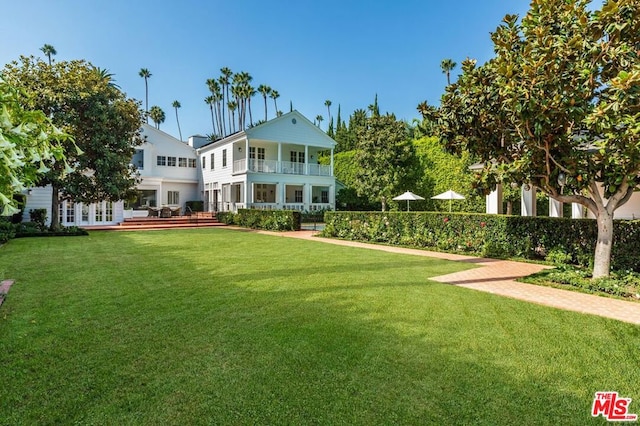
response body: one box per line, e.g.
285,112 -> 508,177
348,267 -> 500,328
198,111 -> 337,213
22,185 -> 125,226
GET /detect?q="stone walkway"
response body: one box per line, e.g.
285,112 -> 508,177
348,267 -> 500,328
259,230 -> 640,325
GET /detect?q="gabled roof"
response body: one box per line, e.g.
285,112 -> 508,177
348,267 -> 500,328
140,123 -> 195,152
245,110 -> 337,148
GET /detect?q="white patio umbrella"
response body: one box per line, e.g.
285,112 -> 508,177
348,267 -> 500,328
392,191 -> 425,211
431,189 -> 465,212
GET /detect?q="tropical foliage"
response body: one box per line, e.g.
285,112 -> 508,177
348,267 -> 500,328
3,56 -> 143,228
0,78 -> 70,215
437,0 -> 640,278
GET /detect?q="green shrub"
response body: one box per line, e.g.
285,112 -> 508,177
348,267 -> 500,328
216,212 -> 235,225
235,209 -> 301,231
0,220 -> 16,243
322,212 -> 640,272
29,208 -> 47,230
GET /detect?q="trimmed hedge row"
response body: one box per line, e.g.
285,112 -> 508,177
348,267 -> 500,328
322,211 -> 640,272
218,209 -> 301,231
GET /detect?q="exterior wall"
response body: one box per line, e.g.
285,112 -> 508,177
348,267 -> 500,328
198,111 -> 337,213
22,185 -> 125,226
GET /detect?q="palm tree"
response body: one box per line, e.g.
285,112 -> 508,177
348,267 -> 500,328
207,78 -> 224,137
258,84 -> 271,121
246,84 -> 256,127
219,67 -> 233,136
172,100 -> 182,141
316,115 -> 324,127
270,90 -> 280,117
139,68 -> 152,123
440,59 -> 457,85
149,105 -> 165,130
324,100 -> 332,125
93,67 -> 120,89
40,44 -> 57,65
227,100 -> 237,133
205,96 -> 217,136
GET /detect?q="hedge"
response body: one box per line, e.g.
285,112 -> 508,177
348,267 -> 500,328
321,211 -> 640,272
219,209 -> 301,231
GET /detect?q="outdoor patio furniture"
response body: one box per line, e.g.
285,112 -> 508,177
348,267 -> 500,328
160,207 -> 172,218
147,207 -> 159,217
170,207 -> 181,217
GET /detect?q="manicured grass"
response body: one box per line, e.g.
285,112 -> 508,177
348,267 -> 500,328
0,229 -> 638,424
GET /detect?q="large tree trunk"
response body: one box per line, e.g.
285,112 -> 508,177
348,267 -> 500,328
381,196 -> 387,212
50,183 -> 60,230
592,209 -> 614,279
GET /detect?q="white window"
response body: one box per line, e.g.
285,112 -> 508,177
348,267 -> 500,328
321,190 -> 329,203
133,149 -> 144,170
168,191 -> 179,205
188,158 -> 196,168
210,153 -> 214,170
222,149 -> 227,167
157,155 -> 166,166
167,156 -> 177,167
179,157 -> 187,167
66,202 -> 75,223
201,156 -> 206,169
295,190 -> 303,203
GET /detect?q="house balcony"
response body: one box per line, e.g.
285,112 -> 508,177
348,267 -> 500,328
233,159 -> 332,176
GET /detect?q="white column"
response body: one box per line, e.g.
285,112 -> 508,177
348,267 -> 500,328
304,183 -> 311,208
549,197 -> 563,217
572,203 -> 584,219
486,184 -> 503,214
330,148 -> 334,177
281,183 -> 286,206
278,143 -> 282,173
329,184 -> 335,209
521,185 -> 536,216
304,145 -> 309,175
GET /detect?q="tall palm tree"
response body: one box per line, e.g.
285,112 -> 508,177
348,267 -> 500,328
139,68 -> 152,123
219,67 -> 233,136
149,105 -> 165,130
207,78 -> 225,137
270,90 -> 280,117
246,84 -> 256,127
258,84 -> 271,121
40,44 -> 57,65
316,115 -> 323,127
172,100 -> 183,141
227,100 -> 237,133
440,59 -> 457,85
324,100 -> 332,125
205,96 -> 217,137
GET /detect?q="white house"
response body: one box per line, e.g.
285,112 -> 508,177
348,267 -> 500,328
21,111 -> 337,226
197,110 -> 336,213
23,123 -> 199,226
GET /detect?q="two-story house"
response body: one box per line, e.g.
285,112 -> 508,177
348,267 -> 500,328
197,110 -> 336,213
21,111 -> 337,226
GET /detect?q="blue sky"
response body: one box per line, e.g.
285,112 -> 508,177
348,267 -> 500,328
1,0 -> 534,140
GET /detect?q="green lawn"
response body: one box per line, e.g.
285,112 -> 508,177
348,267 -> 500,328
0,229 -> 638,425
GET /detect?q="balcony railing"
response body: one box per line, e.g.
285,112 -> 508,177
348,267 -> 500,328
233,159 -> 331,176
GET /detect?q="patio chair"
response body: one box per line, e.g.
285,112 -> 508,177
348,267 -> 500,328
160,207 -> 172,218
147,207 -> 159,217
170,207 -> 181,217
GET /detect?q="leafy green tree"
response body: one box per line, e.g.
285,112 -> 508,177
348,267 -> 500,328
353,114 -> 419,211
438,0 -> 640,278
172,100 -> 182,141
0,78 -> 70,215
3,56 -> 143,228
40,44 -> 56,65
138,68 -> 151,123
440,59 -> 457,85
149,105 -> 165,129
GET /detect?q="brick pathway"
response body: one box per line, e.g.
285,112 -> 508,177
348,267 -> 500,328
260,230 -> 640,325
